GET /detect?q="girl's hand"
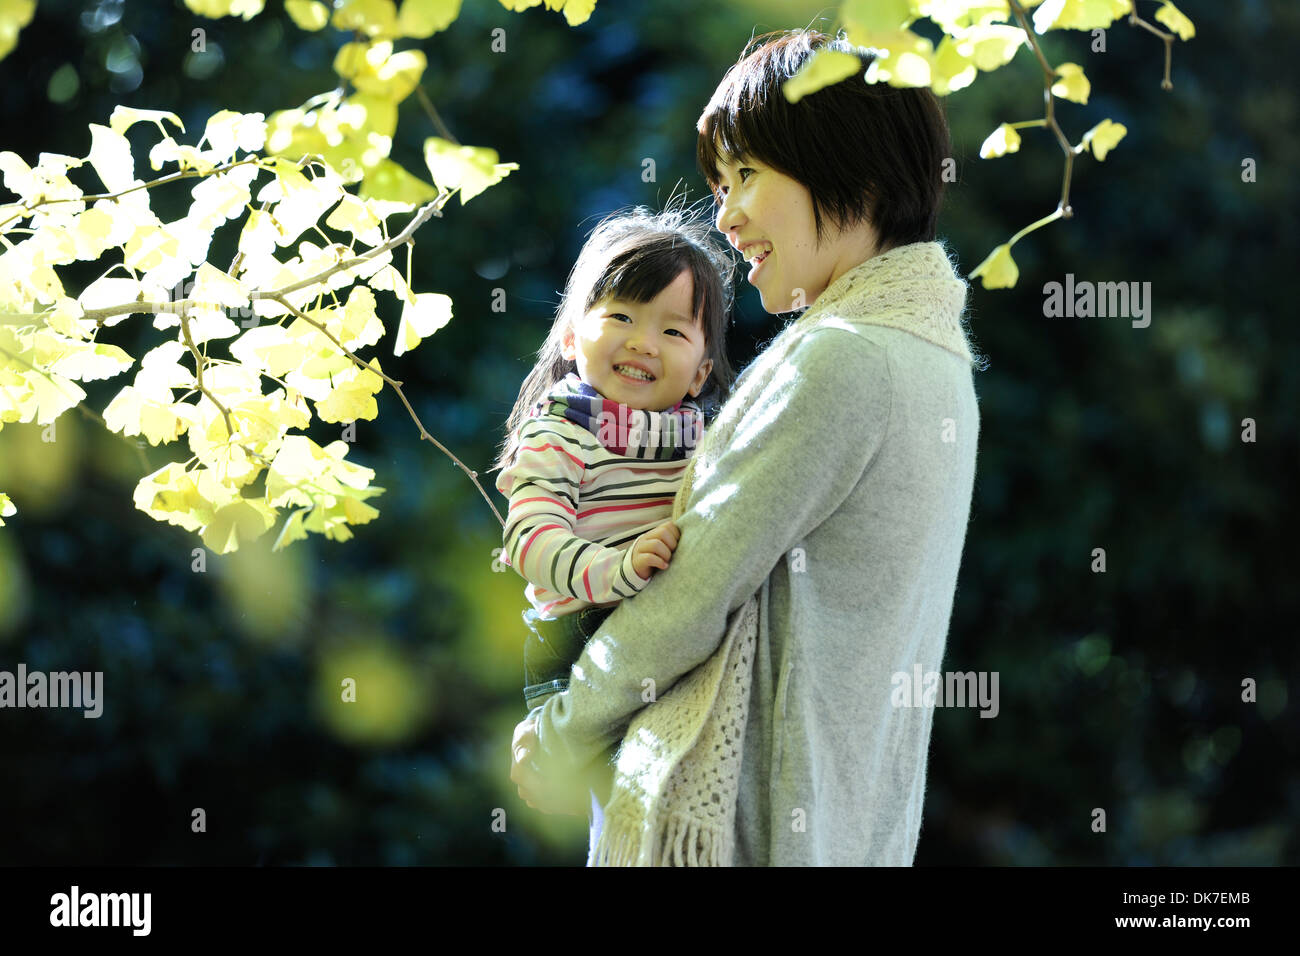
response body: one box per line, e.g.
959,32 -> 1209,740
630,520 -> 680,581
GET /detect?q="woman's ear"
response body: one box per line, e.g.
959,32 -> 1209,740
688,357 -> 714,397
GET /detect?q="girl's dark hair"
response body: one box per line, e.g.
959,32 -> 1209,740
697,29 -> 953,251
492,205 -> 736,474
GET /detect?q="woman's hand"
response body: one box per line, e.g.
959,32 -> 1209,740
510,713 -> 589,817
630,520 -> 680,581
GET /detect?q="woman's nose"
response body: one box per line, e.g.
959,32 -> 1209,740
716,193 -> 744,234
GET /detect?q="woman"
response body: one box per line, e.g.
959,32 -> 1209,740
511,28 -> 982,866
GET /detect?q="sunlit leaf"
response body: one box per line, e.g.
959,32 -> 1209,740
1081,118 -> 1127,161
1050,62 -> 1090,104
422,138 -> 517,203
782,49 -> 862,103
397,0 -> 462,36
970,242 -> 1019,289
285,0 -> 331,30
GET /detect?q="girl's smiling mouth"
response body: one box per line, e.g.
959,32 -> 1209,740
614,364 -> 655,383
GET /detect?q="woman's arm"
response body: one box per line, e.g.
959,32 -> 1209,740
527,328 -> 895,774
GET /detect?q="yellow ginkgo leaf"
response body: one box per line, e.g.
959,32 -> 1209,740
397,0 -> 463,38
0,0 -> 36,64
285,0 -> 331,30
395,291 -> 452,356
108,105 -> 185,138
360,158 -> 440,206
47,341 -> 134,382
422,138 -> 517,204
0,491 -> 15,525
970,243 -> 1019,289
183,0 -> 266,20
841,0 -> 916,34
87,124 -> 136,194
1032,0 -> 1132,33
1081,118 -> 1127,161
783,49 -> 864,103
1155,1 -> 1194,41
332,0 -> 400,37
202,498 -> 274,554
557,0 -> 595,26
979,123 -> 1022,159
201,110 -> 267,161
315,360 -> 384,423
1050,62 -> 1089,104
929,36 -> 976,96
960,23 -> 1026,71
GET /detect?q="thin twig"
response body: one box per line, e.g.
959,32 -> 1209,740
416,86 -> 460,145
268,292 -> 506,528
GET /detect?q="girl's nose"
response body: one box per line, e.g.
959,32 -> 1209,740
626,331 -> 658,355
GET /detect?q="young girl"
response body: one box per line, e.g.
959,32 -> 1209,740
491,206 -> 734,807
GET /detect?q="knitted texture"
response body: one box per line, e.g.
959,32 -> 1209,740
590,240 -> 977,866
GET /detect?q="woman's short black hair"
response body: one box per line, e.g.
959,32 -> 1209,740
697,29 -> 953,251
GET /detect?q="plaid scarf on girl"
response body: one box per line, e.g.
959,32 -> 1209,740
531,372 -> 704,461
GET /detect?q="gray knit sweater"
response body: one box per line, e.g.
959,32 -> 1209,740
531,241 -> 980,865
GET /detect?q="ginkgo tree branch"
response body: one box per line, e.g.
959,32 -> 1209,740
1008,0 -> 1082,220
1129,4 -> 1176,89
267,291 -> 506,529
0,156 -> 266,232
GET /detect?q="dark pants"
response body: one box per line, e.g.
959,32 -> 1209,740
521,604 -> 618,806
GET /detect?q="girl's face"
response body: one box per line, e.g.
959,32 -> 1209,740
712,147 -> 882,314
561,269 -> 713,412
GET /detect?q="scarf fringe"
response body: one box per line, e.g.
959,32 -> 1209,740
593,801 -> 727,867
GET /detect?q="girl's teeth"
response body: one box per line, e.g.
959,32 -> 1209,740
617,365 -> 652,381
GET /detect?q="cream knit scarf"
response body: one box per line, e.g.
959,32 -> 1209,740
589,241 -> 978,866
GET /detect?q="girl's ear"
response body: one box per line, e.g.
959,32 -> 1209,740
687,357 -> 714,397
560,323 -> 576,361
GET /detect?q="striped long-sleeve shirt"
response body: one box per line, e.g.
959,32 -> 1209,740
496,374 -> 704,619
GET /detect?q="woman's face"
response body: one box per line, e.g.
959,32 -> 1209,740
712,148 -> 881,314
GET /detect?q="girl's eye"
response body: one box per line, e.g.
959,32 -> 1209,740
739,167 -> 755,182
609,313 -> 631,323
665,329 -> 686,338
